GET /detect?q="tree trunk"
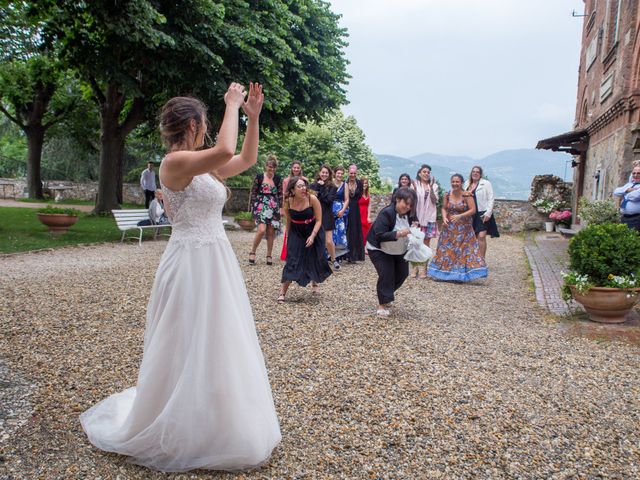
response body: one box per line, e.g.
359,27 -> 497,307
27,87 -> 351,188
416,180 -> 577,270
116,148 -> 124,205
95,133 -> 125,214
92,85 -> 145,215
24,125 -> 45,199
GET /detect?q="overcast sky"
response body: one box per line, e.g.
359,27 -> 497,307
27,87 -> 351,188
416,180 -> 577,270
328,0 -> 585,158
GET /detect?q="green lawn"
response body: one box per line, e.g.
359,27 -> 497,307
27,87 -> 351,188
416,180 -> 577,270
0,207 -> 157,253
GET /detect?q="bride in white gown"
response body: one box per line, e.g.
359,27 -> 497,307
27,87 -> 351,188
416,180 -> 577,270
80,83 -> 281,472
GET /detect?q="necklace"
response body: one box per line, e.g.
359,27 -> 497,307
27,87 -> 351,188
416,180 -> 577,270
348,180 -> 357,196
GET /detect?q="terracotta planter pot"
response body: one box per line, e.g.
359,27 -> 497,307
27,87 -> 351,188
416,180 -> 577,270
570,286 -> 640,324
37,213 -> 79,235
236,219 -> 255,231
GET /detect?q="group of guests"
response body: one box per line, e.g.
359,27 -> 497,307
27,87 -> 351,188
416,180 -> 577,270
248,157 -> 372,273
247,158 -> 499,313
369,165 -> 498,315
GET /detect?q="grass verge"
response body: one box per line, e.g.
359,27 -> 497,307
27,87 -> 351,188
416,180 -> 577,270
0,207 -> 156,254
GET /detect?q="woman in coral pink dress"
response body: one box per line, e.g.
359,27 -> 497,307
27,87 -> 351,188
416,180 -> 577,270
359,177 -> 372,243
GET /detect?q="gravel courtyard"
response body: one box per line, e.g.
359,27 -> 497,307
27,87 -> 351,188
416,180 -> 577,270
1,231 -> 639,479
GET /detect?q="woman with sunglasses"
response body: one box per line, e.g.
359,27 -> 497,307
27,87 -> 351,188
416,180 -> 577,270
278,176 -> 332,302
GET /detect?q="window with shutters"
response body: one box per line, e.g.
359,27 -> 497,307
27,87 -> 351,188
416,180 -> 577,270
603,0 -> 621,55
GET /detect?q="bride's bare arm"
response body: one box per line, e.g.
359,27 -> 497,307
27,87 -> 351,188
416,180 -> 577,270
217,83 -> 264,179
161,83 -> 245,188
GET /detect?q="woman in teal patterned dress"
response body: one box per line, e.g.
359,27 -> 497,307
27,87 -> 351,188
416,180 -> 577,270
332,166 -> 350,261
427,174 -> 487,282
249,154 -> 283,265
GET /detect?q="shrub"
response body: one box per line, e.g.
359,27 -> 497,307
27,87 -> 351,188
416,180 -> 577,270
532,198 -> 563,214
226,175 -> 254,188
37,205 -> 82,216
234,211 -> 253,221
567,223 -> 640,286
549,209 -> 572,226
577,197 -> 619,225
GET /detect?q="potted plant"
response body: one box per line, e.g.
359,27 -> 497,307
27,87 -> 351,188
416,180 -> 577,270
549,209 -> 572,231
234,211 -> 255,231
532,197 -> 562,232
561,222 -> 640,323
37,205 -> 81,234
577,197 -> 619,225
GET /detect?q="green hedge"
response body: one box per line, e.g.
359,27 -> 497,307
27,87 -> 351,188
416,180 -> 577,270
568,222 -> 640,286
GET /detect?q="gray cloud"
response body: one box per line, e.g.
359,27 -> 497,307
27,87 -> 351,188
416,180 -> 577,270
330,0 -> 584,158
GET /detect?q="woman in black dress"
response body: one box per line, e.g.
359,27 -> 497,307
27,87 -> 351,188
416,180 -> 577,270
463,165 -> 499,260
310,165 -> 339,270
279,176 -> 333,302
346,164 -> 365,262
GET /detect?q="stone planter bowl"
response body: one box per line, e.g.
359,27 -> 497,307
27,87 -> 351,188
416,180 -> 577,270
570,286 -> 640,324
37,213 -> 79,235
236,218 -> 255,232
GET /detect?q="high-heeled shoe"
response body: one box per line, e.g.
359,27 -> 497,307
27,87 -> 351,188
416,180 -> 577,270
248,252 -> 256,264
266,255 -> 273,266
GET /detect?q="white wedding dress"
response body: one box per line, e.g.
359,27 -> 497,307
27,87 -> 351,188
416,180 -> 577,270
80,174 -> 281,472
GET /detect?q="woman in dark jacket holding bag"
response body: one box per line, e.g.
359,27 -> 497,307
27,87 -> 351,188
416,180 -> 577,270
365,187 -> 418,317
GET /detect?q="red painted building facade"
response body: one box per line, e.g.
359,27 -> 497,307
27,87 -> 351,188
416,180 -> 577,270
538,0 -> 640,218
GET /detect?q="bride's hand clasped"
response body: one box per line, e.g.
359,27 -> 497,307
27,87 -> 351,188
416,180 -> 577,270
224,82 -> 247,108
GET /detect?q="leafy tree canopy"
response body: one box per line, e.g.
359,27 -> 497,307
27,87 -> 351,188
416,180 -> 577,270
29,0 -> 350,211
32,0 -> 350,127
260,110 -> 380,186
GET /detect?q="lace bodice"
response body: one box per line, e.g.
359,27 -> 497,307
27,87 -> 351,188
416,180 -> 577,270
161,174 -> 228,248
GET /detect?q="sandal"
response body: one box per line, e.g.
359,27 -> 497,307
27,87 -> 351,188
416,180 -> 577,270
266,255 -> 273,266
277,293 -> 285,303
311,283 -> 319,295
248,252 -> 256,265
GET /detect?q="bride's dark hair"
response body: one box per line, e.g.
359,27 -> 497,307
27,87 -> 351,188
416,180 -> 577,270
159,96 -> 229,197
159,97 -> 208,149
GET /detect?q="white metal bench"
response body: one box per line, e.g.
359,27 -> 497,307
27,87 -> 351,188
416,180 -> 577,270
112,209 -> 172,245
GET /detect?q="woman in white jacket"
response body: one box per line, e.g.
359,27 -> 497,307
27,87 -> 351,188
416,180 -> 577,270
463,166 -> 499,259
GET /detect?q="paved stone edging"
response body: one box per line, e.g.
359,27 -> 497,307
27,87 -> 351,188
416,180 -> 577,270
524,232 -> 581,316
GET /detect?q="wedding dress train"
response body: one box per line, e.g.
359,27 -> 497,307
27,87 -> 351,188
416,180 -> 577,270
80,174 -> 281,472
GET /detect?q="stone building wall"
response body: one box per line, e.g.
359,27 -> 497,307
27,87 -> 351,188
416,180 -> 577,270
580,126 -> 635,202
568,0 -> 640,207
0,178 -> 146,204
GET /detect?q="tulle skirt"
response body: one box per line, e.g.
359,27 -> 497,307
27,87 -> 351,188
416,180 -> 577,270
80,239 -> 281,472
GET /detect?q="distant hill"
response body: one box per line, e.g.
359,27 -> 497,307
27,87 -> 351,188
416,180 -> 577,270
376,149 -> 572,200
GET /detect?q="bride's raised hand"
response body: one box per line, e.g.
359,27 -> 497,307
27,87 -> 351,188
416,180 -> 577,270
224,82 -> 246,109
242,82 -> 264,119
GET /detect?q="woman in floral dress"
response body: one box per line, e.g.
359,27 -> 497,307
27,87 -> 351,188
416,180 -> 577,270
249,154 -> 283,265
427,174 -> 487,282
332,166 -> 350,261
